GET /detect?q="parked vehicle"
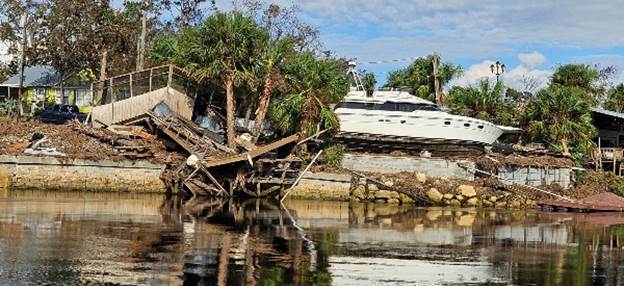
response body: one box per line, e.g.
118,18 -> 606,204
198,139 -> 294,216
37,104 -> 87,124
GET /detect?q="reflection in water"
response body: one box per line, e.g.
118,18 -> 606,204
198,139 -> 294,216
1,192 -> 624,285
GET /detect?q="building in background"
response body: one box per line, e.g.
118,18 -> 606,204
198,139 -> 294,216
0,65 -> 92,114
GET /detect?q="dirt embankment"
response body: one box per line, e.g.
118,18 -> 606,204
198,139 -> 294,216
0,118 -> 176,163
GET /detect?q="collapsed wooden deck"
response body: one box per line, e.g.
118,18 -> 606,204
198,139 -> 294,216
147,109 -> 303,198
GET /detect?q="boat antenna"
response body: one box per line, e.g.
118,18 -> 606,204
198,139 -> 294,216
346,60 -> 365,91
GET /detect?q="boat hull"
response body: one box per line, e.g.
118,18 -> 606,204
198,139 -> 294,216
335,109 -> 504,145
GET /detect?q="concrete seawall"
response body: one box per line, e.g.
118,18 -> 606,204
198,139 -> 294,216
290,172 -> 352,201
341,153 -> 475,180
0,155 -> 166,193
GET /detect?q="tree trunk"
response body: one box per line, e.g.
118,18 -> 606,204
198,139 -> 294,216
432,54 -> 442,106
59,71 -> 65,104
561,138 -> 570,155
136,12 -> 147,71
253,76 -> 273,140
96,50 -> 108,105
225,78 -> 237,148
17,10 -> 28,117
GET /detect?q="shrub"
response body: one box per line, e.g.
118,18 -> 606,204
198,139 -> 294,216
0,98 -> 17,117
323,144 -> 347,168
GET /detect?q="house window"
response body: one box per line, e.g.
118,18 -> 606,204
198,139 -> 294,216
74,89 -> 93,107
34,88 -> 46,102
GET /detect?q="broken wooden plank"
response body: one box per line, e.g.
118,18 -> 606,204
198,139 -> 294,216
201,134 -> 299,169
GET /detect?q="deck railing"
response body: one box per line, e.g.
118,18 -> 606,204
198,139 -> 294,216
92,64 -> 197,106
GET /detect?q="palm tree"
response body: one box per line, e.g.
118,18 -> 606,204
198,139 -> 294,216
361,72 -> 376,97
524,85 -> 596,155
252,37 -> 294,139
177,12 -> 267,147
447,79 -> 515,125
269,52 -> 349,136
604,83 -> 624,112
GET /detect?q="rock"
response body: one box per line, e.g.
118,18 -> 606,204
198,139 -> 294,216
366,192 -> 376,201
449,199 -> 462,208
489,196 -> 498,203
415,173 -> 427,184
359,178 -> 367,185
455,195 -> 465,201
495,202 -> 507,209
380,218 -> 393,225
387,198 -> 400,204
458,185 -> 477,198
443,193 -> 454,200
509,200 -> 522,209
399,194 -> 414,204
426,188 -> 443,202
352,186 -> 366,200
375,190 -> 399,200
456,214 -> 475,226
425,210 -> 443,221
482,200 -> 493,207
384,180 -> 394,187
465,197 -> 481,207
368,184 -> 379,192
413,224 -> 424,232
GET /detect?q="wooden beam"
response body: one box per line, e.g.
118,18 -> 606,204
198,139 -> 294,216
201,134 -> 300,169
167,65 -> 173,88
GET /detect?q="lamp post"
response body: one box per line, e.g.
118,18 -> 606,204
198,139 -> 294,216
490,61 -> 505,83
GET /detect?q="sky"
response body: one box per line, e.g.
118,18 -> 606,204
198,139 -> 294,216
229,0 -> 624,91
9,0 -> 624,91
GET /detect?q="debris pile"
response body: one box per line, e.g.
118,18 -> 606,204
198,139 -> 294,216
0,118 -> 175,163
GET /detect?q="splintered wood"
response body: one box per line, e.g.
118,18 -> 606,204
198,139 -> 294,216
147,110 -> 303,198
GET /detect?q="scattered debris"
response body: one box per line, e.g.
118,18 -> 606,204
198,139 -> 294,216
542,192 -> 624,212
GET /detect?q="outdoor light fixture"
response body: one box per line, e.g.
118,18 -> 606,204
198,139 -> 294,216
490,61 -> 505,82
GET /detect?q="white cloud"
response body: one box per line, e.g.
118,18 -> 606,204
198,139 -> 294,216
518,52 -> 546,69
449,56 -> 552,91
301,1 -> 624,48
296,0 -> 624,69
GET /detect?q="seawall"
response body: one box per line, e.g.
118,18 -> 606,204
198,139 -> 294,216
0,155 -> 166,193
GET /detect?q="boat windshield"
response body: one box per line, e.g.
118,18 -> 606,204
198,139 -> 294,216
338,101 -> 440,112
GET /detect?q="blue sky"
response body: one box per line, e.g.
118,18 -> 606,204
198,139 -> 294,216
55,0 -> 624,90
281,0 -> 624,90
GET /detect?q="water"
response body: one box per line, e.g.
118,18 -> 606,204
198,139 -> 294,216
1,191 -> 624,285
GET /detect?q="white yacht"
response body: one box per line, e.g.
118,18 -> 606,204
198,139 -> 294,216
335,63 -> 508,146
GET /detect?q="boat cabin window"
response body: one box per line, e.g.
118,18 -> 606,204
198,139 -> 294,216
338,102 -> 439,112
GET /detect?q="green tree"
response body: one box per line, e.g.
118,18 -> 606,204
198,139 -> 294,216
361,72 -> 376,97
252,37 -> 295,139
172,12 -> 268,147
447,79 -> 516,126
523,85 -> 596,156
604,83 -> 624,112
384,54 -> 462,103
269,52 -> 349,136
550,63 -> 615,102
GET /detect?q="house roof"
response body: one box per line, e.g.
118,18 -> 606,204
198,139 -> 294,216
592,107 -> 624,120
0,65 -> 61,87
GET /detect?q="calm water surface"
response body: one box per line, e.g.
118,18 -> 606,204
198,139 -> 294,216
1,191 -> 624,285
